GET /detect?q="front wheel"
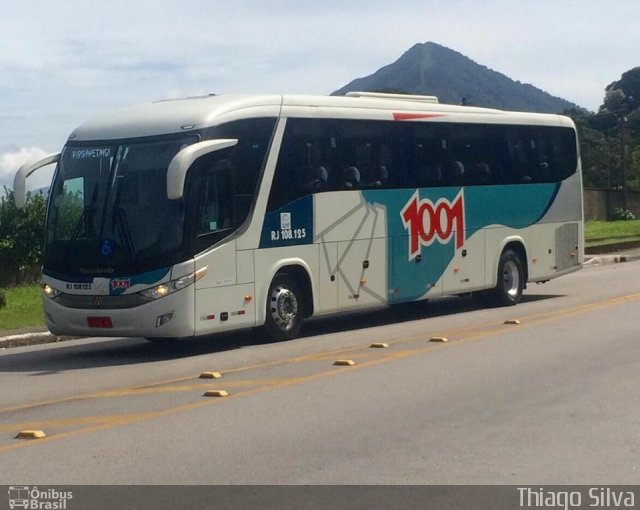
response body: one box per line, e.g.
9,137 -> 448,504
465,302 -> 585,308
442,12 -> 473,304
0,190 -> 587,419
486,249 -> 524,306
264,274 -> 304,341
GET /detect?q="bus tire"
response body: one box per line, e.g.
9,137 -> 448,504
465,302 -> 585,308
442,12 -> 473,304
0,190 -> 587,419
264,274 -> 304,341
487,249 -> 524,306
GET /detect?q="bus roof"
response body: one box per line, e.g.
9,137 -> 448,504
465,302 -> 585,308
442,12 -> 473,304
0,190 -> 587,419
68,93 -> 574,142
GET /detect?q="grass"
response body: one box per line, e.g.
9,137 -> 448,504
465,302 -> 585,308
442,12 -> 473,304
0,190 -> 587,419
0,284 -> 45,331
585,220 -> 640,245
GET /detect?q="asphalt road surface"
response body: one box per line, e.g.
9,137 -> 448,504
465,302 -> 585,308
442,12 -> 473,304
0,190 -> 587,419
1,260 -> 639,485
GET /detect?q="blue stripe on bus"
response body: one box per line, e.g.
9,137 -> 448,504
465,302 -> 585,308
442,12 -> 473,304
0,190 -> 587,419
259,184 -> 559,303
362,183 -> 560,303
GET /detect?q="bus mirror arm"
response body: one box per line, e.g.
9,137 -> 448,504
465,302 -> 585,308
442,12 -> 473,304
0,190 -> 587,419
13,153 -> 61,208
166,139 -> 238,200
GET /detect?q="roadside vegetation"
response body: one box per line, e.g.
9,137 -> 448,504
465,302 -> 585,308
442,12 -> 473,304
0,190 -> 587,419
0,187 -> 45,287
0,284 -> 44,330
585,219 -> 640,246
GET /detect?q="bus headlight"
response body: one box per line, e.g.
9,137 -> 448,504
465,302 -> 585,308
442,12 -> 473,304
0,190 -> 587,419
139,266 -> 207,300
42,283 -> 61,299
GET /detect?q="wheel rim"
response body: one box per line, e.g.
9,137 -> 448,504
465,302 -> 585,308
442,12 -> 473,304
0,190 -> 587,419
270,286 -> 299,332
502,260 -> 520,298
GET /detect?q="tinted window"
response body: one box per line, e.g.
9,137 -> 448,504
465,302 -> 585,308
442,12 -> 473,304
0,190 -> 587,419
188,118 -> 276,253
268,118 -> 578,210
440,124 -> 501,186
267,118 -> 336,211
504,126 -> 577,183
334,120 -> 395,189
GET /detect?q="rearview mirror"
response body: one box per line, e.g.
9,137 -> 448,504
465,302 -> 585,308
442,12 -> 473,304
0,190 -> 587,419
167,139 -> 238,200
13,153 -> 61,208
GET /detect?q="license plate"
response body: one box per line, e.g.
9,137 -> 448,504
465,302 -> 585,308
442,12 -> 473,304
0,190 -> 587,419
87,316 -> 113,328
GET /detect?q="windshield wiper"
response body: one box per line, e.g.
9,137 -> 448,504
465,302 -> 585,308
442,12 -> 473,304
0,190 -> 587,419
112,207 -> 135,261
111,175 -> 135,261
62,183 -> 98,260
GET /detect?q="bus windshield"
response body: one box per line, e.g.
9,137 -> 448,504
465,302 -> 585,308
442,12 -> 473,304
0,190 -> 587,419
44,135 -> 199,277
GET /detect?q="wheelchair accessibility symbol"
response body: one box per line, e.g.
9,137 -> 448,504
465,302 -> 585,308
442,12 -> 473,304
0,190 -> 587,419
101,239 -> 115,257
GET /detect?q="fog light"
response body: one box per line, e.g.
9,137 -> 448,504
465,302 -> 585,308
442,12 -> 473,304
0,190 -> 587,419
156,312 -> 174,328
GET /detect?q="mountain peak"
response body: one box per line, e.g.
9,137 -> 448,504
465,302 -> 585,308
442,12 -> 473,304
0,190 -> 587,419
333,42 -> 577,113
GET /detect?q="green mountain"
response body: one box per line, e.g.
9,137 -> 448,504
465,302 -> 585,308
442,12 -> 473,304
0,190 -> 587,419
333,42 -> 578,113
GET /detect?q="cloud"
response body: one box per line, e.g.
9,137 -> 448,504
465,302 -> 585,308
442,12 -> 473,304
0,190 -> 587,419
0,0 -> 638,164
0,147 -> 55,191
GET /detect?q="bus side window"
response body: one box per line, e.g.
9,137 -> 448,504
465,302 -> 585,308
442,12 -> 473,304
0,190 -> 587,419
334,120 -> 395,190
550,128 -> 578,181
506,128 -> 535,183
268,118 -> 334,211
198,160 -> 232,235
297,142 -> 329,191
441,124 -> 499,186
503,126 -> 577,184
407,123 -> 446,188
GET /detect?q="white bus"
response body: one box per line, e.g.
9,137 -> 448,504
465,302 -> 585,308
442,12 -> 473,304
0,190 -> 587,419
15,92 -> 583,342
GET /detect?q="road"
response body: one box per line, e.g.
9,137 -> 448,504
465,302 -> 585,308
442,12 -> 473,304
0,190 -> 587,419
1,260 -> 639,485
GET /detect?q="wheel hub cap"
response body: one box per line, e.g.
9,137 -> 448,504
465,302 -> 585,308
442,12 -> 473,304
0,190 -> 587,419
270,287 -> 299,331
502,260 -> 520,298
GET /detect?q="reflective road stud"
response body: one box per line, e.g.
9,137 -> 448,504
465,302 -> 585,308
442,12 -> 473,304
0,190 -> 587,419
203,390 -> 229,397
199,371 -> 223,379
16,430 -> 46,439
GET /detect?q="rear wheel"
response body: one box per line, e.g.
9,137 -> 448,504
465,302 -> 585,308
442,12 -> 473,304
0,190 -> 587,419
486,249 -> 524,306
264,274 -> 304,341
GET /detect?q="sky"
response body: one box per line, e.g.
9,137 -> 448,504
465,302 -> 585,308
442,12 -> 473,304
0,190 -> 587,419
1,0 -> 638,190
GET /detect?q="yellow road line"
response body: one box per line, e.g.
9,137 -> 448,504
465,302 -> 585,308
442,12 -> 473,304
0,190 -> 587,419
2,291 -> 639,416
1,290 -> 639,456
3,291 -> 640,418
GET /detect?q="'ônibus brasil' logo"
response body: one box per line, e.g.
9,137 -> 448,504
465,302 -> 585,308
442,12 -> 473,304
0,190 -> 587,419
400,190 -> 465,260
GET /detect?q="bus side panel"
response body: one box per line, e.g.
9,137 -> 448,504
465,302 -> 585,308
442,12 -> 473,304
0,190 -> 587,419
194,284 -> 256,335
363,187 -> 467,304
195,241 -> 256,335
314,192 -> 387,243
237,249 -> 255,284
390,235 -> 443,303
534,171 -> 584,270
315,192 -> 389,311
317,241 -> 338,314
528,224 -> 560,279
441,229 -> 486,294
336,238 -> 387,310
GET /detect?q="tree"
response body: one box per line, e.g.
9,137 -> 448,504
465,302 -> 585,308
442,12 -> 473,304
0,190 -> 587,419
605,67 -> 640,114
0,187 -> 47,286
565,67 -> 640,192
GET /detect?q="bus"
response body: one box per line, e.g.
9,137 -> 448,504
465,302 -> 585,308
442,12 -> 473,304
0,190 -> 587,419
14,92 -> 583,342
